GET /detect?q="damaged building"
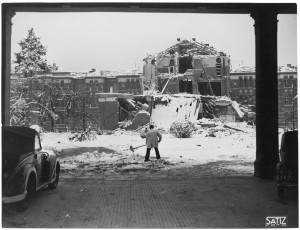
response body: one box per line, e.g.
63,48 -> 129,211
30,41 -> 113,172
100,93 -> 202,131
143,38 -> 231,96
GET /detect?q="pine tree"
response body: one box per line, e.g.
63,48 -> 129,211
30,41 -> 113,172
14,28 -> 58,77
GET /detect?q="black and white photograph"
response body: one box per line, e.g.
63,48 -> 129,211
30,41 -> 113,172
1,1 -> 298,228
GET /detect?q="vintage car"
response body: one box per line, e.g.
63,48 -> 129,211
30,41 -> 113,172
275,130 -> 298,198
2,126 -> 60,211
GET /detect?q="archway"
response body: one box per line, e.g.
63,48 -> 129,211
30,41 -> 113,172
2,3 -> 297,179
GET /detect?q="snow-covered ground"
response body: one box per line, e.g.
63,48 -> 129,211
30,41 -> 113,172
41,121 -> 256,177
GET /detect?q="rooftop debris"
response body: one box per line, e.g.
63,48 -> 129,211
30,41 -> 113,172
231,66 -> 255,73
231,65 -> 297,73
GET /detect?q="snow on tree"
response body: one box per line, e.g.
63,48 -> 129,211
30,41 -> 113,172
10,77 -> 59,127
10,28 -> 60,127
170,120 -> 197,138
13,28 -> 58,78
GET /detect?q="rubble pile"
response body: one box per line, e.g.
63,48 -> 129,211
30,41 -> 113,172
68,128 -> 97,142
193,117 -> 255,139
151,94 -> 201,129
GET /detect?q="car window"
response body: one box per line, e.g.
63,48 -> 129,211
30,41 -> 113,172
34,135 -> 41,150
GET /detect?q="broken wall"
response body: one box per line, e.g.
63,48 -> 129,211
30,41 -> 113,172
158,77 -> 179,94
214,105 -> 236,122
194,56 -> 230,78
126,111 -> 150,130
150,95 -> 201,129
143,57 -> 156,89
97,98 -> 119,130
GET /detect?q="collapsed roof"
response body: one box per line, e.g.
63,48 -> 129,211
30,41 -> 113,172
157,39 -> 227,57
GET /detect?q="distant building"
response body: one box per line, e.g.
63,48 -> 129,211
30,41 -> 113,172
230,66 -> 256,105
143,38 -> 231,96
12,69 -> 142,131
230,65 -> 298,128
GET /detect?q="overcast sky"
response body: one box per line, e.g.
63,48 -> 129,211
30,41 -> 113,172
11,12 -> 297,72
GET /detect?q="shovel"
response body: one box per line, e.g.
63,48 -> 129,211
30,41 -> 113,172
130,144 -> 146,152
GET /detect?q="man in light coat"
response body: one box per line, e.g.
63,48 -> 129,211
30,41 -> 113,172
141,124 -> 162,162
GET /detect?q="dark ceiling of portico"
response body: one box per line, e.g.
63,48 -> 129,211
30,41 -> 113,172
2,2 -> 297,14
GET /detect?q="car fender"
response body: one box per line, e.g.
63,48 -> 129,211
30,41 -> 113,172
2,165 -> 37,204
25,166 -> 38,191
50,159 -> 60,182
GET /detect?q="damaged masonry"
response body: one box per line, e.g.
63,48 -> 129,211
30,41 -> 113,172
10,38 -> 257,133
94,39 -> 253,132
99,93 -> 250,132
22,39 -> 257,177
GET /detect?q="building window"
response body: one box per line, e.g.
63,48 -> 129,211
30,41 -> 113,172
239,95 -> 243,101
239,76 -> 243,88
169,59 -> 175,73
130,79 -> 134,89
98,84 -> 103,92
126,79 -> 130,89
284,76 -> 290,87
284,96 -> 292,105
289,75 -> 294,87
244,76 -> 248,88
249,76 -> 254,87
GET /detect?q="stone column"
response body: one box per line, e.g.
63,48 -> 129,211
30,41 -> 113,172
251,9 -> 279,179
2,8 -> 15,125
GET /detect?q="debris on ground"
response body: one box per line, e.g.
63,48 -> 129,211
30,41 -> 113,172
42,115 -> 256,177
68,128 -> 97,142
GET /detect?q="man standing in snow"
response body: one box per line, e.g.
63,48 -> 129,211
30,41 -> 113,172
141,124 -> 162,162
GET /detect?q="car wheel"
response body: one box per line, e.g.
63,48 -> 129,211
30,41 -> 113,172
16,176 -> 36,211
48,164 -> 60,189
277,185 -> 285,198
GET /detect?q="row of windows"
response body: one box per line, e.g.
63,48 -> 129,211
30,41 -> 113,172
283,76 -> 294,88
86,84 -> 104,91
88,79 -> 103,84
238,76 -> 254,88
283,97 -> 294,105
238,95 -> 254,100
53,89 -> 141,110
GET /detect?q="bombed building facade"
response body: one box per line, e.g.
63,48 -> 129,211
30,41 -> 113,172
11,37 -> 297,132
143,39 -> 231,96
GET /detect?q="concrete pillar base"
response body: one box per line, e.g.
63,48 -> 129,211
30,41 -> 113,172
254,159 -> 277,179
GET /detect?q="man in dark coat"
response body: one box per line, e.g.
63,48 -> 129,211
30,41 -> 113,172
141,124 -> 162,162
